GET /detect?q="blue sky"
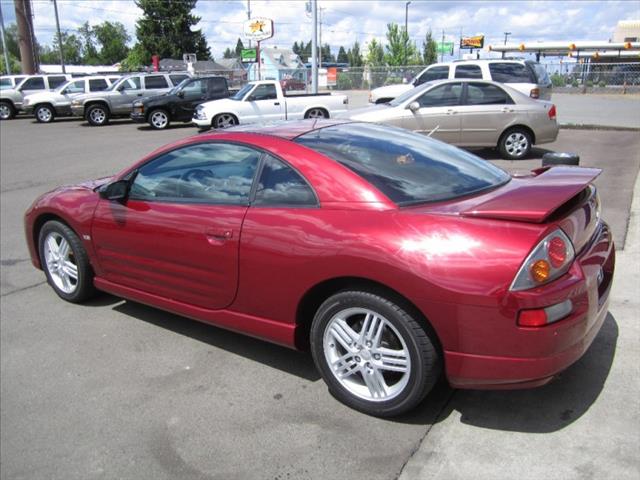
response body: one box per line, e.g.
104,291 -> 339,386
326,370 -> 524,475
1,0 -> 638,60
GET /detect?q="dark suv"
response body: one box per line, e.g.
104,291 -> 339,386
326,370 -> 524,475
131,76 -> 230,129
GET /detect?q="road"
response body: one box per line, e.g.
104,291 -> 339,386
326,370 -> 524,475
1,117 -> 638,480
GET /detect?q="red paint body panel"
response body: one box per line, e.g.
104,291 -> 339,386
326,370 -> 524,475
23,122 -> 615,390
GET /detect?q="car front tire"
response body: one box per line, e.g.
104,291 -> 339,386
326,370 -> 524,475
498,127 -> 532,160
38,220 -> 96,303
310,290 -> 441,417
86,104 -> 110,126
0,100 -> 15,120
35,104 -> 55,123
148,109 -> 170,130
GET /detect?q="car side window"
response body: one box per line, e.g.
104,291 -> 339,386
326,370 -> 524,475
170,74 -> 190,86
122,77 -> 141,90
454,65 -> 483,79
129,143 -> 261,205
63,80 -> 85,94
489,63 -> 536,83
209,78 -> 227,94
254,155 -> 316,206
89,79 -> 109,92
21,77 -> 45,90
417,83 -> 463,107
465,83 -> 514,105
181,79 -> 207,100
248,84 -> 277,101
418,66 -> 449,84
48,76 -> 68,89
145,75 -> 169,89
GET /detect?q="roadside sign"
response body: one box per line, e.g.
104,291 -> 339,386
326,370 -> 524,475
327,67 -> 337,86
460,35 -> 485,49
243,17 -> 274,41
241,48 -> 257,63
436,42 -> 454,55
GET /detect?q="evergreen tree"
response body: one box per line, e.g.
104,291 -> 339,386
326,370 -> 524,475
93,21 -> 130,64
384,23 -> 415,66
422,29 -> 438,65
78,22 -> 99,65
132,0 -> 211,64
234,38 -> 245,57
337,46 -> 348,63
223,48 -> 234,59
347,41 -> 363,67
292,41 -> 300,55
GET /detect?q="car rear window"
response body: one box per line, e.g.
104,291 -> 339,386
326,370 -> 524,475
489,63 -> 536,83
528,62 -> 550,85
145,75 -> 169,89
295,123 -> 510,205
454,65 -> 483,79
89,78 -> 109,91
48,76 -> 68,88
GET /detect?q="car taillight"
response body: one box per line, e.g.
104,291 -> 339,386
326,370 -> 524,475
518,300 -> 573,327
530,87 -> 540,98
510,229 -> 575,291
548,104 -> 557,120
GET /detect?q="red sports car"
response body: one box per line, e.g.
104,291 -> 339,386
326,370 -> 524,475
24,120 -> 614,417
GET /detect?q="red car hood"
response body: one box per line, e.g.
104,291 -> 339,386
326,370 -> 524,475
412,166 -> 601,224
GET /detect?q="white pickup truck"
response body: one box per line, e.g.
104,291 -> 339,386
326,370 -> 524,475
193,80 -> 348,129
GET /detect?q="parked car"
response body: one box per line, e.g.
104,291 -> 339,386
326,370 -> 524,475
0,74 -> 71,120
24,120 -> 614,417
280,77 -> 307,92
348,79 -> 558,160
22,75 -> 120,123
369,59 -> 552,103
0,74 -> 27,90
192,80 -> 348,129
70,72 -> 191,126
131,76 -> 230,130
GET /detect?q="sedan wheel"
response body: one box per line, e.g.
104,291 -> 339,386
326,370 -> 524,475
0,101 -> 15,120
86,105 -> 109,126
305,108 -> 328,119
149,109 -> 170,130
39,220 -> 96,303
214,113 -> 237,128
499,128 -> 532,160
35,105 -> 55,123
311,291 -> 440,417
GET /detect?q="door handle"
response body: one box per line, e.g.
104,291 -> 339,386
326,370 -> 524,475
137,93 -> 143,96
446,109 -> 457,115
205,228 -> 233,243
274,102 -> 280,106
502,107 -> 513,112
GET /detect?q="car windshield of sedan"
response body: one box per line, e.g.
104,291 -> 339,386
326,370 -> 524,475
295,123 -> 510,205
389,82 -> 437,106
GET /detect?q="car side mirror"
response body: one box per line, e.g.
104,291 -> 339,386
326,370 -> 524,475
408,101 -> 420,112
117,84 -> 125,92
99,180 -> 129,201
177,90 -> 184,98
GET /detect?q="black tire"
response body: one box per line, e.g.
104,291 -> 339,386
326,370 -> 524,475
148,108 -> 171,130
304,107 -> 329,119
542,152 -> 580,167
34,104 -> 55,123
498,127 -> 532,160
86,104 -> 110,126
213,113 -> 238,129
0,100 -> 16,120
38,220 -> 96,303
310,290 -> 441,417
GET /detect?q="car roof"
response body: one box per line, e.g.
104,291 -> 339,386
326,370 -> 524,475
202,118 -> 354,140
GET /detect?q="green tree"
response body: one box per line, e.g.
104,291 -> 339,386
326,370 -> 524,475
133,0 -> 210,64
384,22 -> 415,66
0,23 -> 22,73
347,41 -> 363,67
120,44 -> 147,71
321,43 -> 334,63
223,48 -> 234,59
93,21 -> 130,64
78,22 -> 99,65
337,46 -> 348,63
234,38 -> 244,57
366,38 -> 385,66
41,32 -> 83,65
292,41 -> 300,55
422,29 -> 438,65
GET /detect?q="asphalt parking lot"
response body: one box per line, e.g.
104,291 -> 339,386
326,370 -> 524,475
1,116 -> 639,480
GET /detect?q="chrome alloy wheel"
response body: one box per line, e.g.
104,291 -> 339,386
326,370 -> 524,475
43,232 -> 78,294
323,307 -> 411,401
306,108 -> 327,119
504,132 -> 529,158
215,113 -> 237,128
0,103 -> 11,119
150,110 -> 169,129
89,107 -> 106,124
36,106 -> 53,122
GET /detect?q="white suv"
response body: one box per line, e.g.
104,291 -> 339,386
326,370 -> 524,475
0,74 -> 71,119
369,59 -> 551,103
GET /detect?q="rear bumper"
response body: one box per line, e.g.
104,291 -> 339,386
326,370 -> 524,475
443,221 -> 615,389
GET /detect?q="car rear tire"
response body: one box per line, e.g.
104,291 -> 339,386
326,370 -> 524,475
86,104 -> 110,126
310,290 -> 441,417
304,108 -> 329,119
498,127 -> 532,160
35,104 -> 55,123
0,100 -> 15,120
149,109 -> 171,130
213,113 -> 238,128
38,220 -> 96,303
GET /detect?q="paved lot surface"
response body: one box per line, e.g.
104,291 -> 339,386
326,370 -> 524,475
1,117 -> 639,479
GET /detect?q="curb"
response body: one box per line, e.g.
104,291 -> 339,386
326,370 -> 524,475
559,124 -> 640,132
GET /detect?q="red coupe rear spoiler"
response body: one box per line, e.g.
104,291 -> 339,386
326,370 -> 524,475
461,166 -> 602,223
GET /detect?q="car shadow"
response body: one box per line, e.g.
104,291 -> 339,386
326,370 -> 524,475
394,312 -> 618,432
467,146 -> 555,161
136,123 -> 195,132
111,299 -> 322,382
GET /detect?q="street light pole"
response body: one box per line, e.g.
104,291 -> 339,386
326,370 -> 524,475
404,1 -> 411,66
0,2 -> 11,74
502,31 -> 511,59
311,0 -> 318,93
52,0 -> 65,73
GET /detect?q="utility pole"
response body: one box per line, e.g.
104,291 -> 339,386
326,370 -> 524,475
311,0 -> 318,93
502,31 -> 511,59
0,2 -> 11,74
458,27 -> 462,59
52,0 -> 65,73
14,0 -> 36,74
441,29 -> 445,63
319,7 -> 324,68
404,1 -> 411,66
247,0 -> 251,48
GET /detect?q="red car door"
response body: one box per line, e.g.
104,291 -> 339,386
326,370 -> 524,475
91,142 -> 262,310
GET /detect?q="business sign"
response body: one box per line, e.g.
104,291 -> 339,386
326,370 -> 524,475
241,48 -> 257,62
243,17 -> 274,41
460,35 -> 485,49
436,42 -> 454,55
327,67 -> 337,86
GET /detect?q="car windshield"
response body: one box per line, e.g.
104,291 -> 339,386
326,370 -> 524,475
231,83 -> 254,100
169,78 -> 191,94
0,78 -> 13,89
389,82 -> 436,106
55,80 -> 73,92
295,123 -> 510,205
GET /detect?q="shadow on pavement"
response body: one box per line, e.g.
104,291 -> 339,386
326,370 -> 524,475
136,123 -> 195,132
467,146 -> 554,161
111,299 -> 322,382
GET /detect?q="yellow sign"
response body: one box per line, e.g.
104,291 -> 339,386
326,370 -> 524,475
460,35 -> 485,49
243,17 -> 274,41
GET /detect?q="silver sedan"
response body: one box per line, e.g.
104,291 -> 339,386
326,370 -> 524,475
345,79 -> 559,160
